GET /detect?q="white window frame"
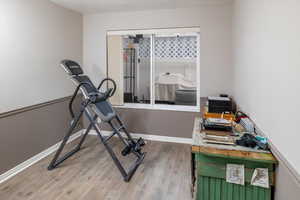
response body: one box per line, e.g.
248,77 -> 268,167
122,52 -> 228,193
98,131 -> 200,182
107,27 -> 201,112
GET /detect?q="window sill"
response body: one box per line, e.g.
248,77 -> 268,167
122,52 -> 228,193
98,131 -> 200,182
113,103 -> 200,112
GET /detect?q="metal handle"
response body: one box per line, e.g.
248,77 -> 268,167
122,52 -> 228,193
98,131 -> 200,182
69,82 -> 95,119
98,78 -> 117,98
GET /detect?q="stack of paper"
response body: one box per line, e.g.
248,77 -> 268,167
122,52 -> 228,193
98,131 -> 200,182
202,133 -> 235,145
206,118 -> 231,125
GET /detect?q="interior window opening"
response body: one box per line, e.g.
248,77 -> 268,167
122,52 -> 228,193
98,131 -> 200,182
122,34 -> 151,104
154,34 -> 197,106
107,28 -> 200,110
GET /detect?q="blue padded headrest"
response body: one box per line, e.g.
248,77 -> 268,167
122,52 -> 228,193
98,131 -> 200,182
60,60 -> 83,76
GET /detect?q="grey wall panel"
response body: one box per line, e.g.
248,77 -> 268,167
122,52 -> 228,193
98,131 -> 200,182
0,97 -> 82,175
84,108 -> 200,138
115,108 -> 199,138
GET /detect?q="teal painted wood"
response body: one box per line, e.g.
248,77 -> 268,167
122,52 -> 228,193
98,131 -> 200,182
210,178 -> 215,200
240,183 -> 246,200
253,185 -> 258,200
197,154 -> 274,171
204,176 -> 209,200
246,185 -> 252,200
196,176 -> 272,200
199,176 -> 205,200
215,178 -> 221,200
233,184 -> 239,200
259,187 -> 266,200
266,188 -> 271,200
195,154 -> 273,200
227,181 -> 233,200
222,178 -> 227,200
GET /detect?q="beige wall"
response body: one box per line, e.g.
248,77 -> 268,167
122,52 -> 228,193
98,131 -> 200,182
107,35 -> 124,105
83,5 -> 233,97
0,0 -> 83,113
233,0 -> 300,198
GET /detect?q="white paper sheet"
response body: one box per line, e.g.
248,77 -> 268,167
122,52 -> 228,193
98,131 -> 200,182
226,164 -> 245,185
251,168 -> 269,188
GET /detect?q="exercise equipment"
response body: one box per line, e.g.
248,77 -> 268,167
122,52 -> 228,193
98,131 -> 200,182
48,60 -> 146,182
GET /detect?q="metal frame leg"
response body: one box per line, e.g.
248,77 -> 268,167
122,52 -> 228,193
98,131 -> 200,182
109,119 -> 143,158
108,121 -> 130,146
115,115 -> 136,142
48,102 -> 146,182
48,104 -> 95,170
76,115 -> 97,148
112,115 -> 145,158
84,111 -> 145,182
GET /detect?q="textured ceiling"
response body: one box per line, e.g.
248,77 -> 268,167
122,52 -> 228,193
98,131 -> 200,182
50,0 -> 233,14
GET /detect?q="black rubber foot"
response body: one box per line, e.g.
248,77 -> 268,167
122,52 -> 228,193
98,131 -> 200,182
47,165 -> 55,171
122,138 -> 146,156
137,138 -> 145,146
121,145 -> 131,156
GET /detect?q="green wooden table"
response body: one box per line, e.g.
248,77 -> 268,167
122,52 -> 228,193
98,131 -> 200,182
191,117 -> 278,200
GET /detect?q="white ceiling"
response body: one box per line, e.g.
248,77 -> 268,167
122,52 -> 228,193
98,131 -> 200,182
50,0 -> 233,14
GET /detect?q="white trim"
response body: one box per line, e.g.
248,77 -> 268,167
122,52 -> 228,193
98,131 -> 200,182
155,33 -> 199,37
107,27 -> 201,36
0,130 -> 84,184
196,33 -> 201,108
88,130 -> 192,145
150,34 -> 155,105
114,103 -> 200,112
136,46 -> 140,98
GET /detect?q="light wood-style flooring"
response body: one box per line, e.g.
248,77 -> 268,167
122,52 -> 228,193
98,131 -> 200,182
0,136 -> 192,200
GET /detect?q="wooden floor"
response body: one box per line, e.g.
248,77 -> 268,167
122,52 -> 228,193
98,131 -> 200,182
0,136 -> 192,200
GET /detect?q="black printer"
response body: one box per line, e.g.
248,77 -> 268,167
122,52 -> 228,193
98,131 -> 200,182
208,96 -> 232,113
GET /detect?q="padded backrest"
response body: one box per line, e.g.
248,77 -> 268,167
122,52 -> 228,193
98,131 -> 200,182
61,59 -> 116,121
61,60 -> 84,76
72,75 -> 116,121
72,75 -> 98,97
60,59 -> 100,99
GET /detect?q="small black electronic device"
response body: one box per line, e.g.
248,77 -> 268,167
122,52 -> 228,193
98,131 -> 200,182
208,96 -> 232,113
220,94 -> 229,98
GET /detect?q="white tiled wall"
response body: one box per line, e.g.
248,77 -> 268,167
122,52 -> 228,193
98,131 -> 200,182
123,36 -> 197,58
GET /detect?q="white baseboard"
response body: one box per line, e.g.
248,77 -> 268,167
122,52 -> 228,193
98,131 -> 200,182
0,130 -> 84,185
87,129 -> 192,144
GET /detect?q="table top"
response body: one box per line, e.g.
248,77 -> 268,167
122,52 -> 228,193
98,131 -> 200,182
192,117 -> 277,164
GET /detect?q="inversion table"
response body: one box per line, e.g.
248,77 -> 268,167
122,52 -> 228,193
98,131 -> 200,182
48,60 -> 146,182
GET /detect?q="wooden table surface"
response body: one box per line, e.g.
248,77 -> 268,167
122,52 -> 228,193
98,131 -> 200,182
192,117 -> 277,164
